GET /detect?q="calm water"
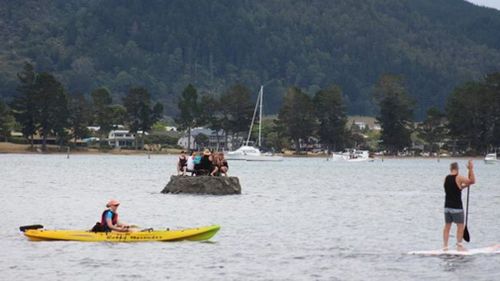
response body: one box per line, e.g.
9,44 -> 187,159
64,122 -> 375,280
1,154 -> 499,280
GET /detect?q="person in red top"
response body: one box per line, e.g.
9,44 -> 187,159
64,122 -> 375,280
101,199 -> 133,232
443,160 -> 475,251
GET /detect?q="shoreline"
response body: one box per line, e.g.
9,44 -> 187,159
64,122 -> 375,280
0,142 -> 180,155
0,142 -> 484,159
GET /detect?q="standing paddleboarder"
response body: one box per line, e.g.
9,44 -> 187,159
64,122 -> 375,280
443,160 -> 475,251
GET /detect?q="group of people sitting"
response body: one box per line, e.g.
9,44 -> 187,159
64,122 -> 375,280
177,149 -> 229,176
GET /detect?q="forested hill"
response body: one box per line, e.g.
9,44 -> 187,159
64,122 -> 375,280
1,0 -> 500,118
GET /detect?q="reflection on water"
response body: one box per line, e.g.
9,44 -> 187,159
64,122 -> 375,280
1,154 -> 500,280
440,256 -> 474,272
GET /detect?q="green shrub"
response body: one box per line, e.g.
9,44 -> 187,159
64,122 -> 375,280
7,137 -> 29,144
144,134 -> 179,146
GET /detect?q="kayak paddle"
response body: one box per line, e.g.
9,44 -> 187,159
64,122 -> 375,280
19,224 -> 43,232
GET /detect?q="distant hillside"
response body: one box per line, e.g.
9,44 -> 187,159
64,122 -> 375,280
1,0 -> 500,118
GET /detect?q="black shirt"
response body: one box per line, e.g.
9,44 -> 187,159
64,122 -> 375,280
444,174 -> 462,209
200,155 -> 213,171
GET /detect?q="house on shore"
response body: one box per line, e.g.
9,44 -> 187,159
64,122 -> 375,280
348,116 -> 381,131
177,127 -> 231,151
85,125 -> 146,148
108,130 -> 136,148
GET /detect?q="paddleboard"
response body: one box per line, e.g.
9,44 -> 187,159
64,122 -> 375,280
408,245 -> 500,256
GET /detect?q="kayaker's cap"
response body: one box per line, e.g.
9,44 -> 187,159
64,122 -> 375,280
106,199 -> 120,207
203,149 -> 211,156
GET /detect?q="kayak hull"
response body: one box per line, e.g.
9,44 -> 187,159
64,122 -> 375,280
23,225 -> 220,242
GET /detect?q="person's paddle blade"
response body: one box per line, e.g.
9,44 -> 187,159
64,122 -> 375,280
463,226 -> 470,242
19,224 -> 43,232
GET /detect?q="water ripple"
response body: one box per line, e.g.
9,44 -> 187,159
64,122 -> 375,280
1,155 -> 499,280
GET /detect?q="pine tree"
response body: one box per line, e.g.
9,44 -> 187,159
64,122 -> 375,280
123,87 -> 163,149
278,86 -> 316,154
313,85 -> 348,152
68,93 -> 92,143
176,84 -> 200,150
374,75 -> 414,155
0,99 -> 14,141
91,87 -> 114,142
32,72 -> 69,150
11,62 -> 37,148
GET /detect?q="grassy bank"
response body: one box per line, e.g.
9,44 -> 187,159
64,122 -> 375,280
0,142 -> 322,157
0,142 -> 479,159
0,142 -> 184,155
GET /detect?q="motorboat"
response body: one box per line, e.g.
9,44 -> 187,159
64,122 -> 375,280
332,149 -> 373,162
226,85 -> 283,162
226,145 -> 283,161
484,153 -> 497,164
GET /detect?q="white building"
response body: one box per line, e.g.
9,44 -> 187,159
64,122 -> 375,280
354,121 -> 367,130
87,126 -> 100,133
108,130 -> 136,148
177,127 -> 229,150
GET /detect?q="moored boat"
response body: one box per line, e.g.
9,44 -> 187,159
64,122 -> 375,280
20,224 -> 220,242
226,85 -> 283,162
332,149 -> 373,162
484,153 -> 497,164
226,145 -> 283,161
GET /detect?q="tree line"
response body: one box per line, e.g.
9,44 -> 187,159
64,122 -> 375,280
1,62 -> 500,155
176,83 -> 350,154
373,73 -> 500,155
177,72 -> 500,155
2,63 -> 163,151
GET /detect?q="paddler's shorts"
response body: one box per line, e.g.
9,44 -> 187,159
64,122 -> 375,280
444,208 -> 464,224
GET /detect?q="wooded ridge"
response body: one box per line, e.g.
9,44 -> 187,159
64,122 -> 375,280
1,0 -> 500,118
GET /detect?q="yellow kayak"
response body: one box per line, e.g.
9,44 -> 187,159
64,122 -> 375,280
20,225 -> 220,242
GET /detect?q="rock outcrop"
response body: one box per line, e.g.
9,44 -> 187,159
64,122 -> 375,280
162,175 -> 241,195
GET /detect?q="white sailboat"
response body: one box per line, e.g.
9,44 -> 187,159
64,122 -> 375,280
226,85 -> 283,161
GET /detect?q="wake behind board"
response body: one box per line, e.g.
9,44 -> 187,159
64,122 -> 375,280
408,245 -> 500,256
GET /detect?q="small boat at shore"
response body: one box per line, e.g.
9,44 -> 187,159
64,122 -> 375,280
484,153 -> 497,164
332,149 -> 373,162
226,145 -> 283,161
20,224 -> 220,242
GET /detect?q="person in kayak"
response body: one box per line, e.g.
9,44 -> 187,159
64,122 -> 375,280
443,160 -> 475,251
101,199 -> 133,232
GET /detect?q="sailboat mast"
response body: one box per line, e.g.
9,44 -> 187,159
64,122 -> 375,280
246,86 -> 261,146
258,85 -> 263,147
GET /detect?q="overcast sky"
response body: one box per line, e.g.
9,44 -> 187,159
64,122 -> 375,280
467,0 -> 500,10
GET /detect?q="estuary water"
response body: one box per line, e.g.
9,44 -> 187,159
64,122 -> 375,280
1,154 -> 499,281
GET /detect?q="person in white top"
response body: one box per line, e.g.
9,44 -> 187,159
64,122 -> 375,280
186,151 -> 195,175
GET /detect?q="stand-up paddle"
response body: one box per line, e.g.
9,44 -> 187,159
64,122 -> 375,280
463,185 -> 470,242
